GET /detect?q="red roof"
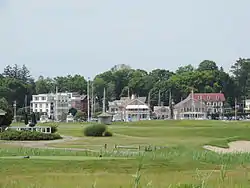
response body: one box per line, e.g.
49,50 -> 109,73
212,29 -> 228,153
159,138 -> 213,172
189,93 -> 225,102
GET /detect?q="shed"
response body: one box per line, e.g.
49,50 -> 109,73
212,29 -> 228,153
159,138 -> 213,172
98,112 -> 113,125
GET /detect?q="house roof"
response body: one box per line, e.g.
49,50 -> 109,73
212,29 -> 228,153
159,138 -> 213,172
174,96 -> 206,108
154,106 -> 169,111
0,109 -> 6,116
190,93 -> 225,102
98,112 -> 113,117
126,104 -> 149,109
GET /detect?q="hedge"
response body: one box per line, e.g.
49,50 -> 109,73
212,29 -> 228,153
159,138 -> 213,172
0,130 -> 62,141
83,124 -> 113,137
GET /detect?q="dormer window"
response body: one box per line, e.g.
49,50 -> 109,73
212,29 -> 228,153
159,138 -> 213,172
207,96 -> 210,100
198,96 -> 202,100
216,96 -> 219,100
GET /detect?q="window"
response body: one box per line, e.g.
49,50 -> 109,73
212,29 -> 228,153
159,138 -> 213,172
35,104 -> 38,108
46,103 -> 49,108
39,104 -> 42,108
207,96 -> 210,100
41,97 -> 46,100
35,97 -> 38,101
216,96 -> 219,100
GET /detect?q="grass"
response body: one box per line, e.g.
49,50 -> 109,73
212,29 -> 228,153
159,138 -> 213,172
1,120 -> 250,187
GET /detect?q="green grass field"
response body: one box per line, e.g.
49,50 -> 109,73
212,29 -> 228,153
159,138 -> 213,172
1,120 -> 250,187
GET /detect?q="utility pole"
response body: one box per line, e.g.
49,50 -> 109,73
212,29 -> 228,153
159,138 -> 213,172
169,89 -> 174,119
87,77 -> 90,122
235,97 -> 237,119
91,81 -> 94,120
102,87 -> 106,113
158,90 -> 161,106
55,86 -> 58,121
13,101 -> 17,122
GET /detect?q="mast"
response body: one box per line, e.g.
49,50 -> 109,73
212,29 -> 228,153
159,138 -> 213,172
102,88 -> 106,113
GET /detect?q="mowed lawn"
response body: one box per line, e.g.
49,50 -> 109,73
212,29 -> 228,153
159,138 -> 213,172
1,120 -> 250,187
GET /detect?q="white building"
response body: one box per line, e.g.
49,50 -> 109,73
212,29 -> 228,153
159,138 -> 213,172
108,94 -> 150,122
244,99 -> 250,112
30,92 -> 73,121
153,106 -> 170,119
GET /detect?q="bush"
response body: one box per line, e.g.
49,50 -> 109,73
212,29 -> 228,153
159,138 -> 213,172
103,131 -> 113,137
39,123 -> 58,133
83,124 -> 112,137
0,130 -> 62,141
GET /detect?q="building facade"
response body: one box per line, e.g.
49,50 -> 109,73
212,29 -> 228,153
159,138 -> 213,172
153,106 -> 170,119
173,92 -> 226,120
30,93 -> 72,121
108,94 -> 150,122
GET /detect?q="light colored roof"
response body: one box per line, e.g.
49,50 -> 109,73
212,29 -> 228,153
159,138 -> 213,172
154,106 -> 169,111
98,112 -> 113,117
126,104 -> 149,109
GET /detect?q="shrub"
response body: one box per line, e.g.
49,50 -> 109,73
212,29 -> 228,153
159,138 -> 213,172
83,124 -> 106,137
40,123 -> 58,133
83,124 -> 113,137
103,131 -> 113,137
0,130 -> 62,141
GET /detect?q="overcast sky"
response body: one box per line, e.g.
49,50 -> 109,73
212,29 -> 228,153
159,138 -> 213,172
0,0 -> 250,79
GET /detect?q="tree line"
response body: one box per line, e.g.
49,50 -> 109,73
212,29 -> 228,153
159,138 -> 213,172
0,58 -> 250,115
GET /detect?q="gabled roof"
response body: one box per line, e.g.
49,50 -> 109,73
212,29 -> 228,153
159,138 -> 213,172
126,98 -> 146,106
190,93 -> 225,102
174,96 -> 206,108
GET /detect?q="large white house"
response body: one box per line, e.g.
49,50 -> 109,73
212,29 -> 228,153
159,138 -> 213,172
108,94 -> 150,122
30,92 -> 74,121
173,92 -> 226,120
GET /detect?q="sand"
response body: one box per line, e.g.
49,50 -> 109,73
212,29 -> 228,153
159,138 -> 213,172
203,141 -> 250,153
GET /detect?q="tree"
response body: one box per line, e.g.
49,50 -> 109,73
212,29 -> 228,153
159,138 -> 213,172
197,60 -> 218,71
0,97 -> 13,127
230,58 -> 250,99
54,75 -> 87,94
69,108 -> 77,116
2,64 -> 32,83
35,76 -> 55,94
176,64 -> 195,74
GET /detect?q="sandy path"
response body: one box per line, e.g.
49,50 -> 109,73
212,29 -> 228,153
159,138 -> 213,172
2,135 -> 96,152
203,141 -> 250,153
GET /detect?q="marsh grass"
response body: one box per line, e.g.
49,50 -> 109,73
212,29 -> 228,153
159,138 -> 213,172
3,120 -> 250,187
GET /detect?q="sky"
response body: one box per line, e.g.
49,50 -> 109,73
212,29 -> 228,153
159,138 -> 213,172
0,0 -> 250,80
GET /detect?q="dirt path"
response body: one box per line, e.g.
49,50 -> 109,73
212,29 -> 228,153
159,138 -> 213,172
203,141 -> 250,153
2,135 -> 96,152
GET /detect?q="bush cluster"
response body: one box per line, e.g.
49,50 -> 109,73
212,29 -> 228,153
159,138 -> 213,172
0,130 -> 62,141
83,124 -> 113,137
